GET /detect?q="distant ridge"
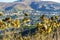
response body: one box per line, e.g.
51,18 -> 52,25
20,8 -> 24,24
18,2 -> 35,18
0,1 -> 60,12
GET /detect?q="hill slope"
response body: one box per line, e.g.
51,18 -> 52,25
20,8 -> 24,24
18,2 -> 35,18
30,1 -> 60,12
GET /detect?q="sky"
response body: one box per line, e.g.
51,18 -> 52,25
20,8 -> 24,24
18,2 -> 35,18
0,0 -> 16,2
0,0 -> 60,3
42,0 -> 60,3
